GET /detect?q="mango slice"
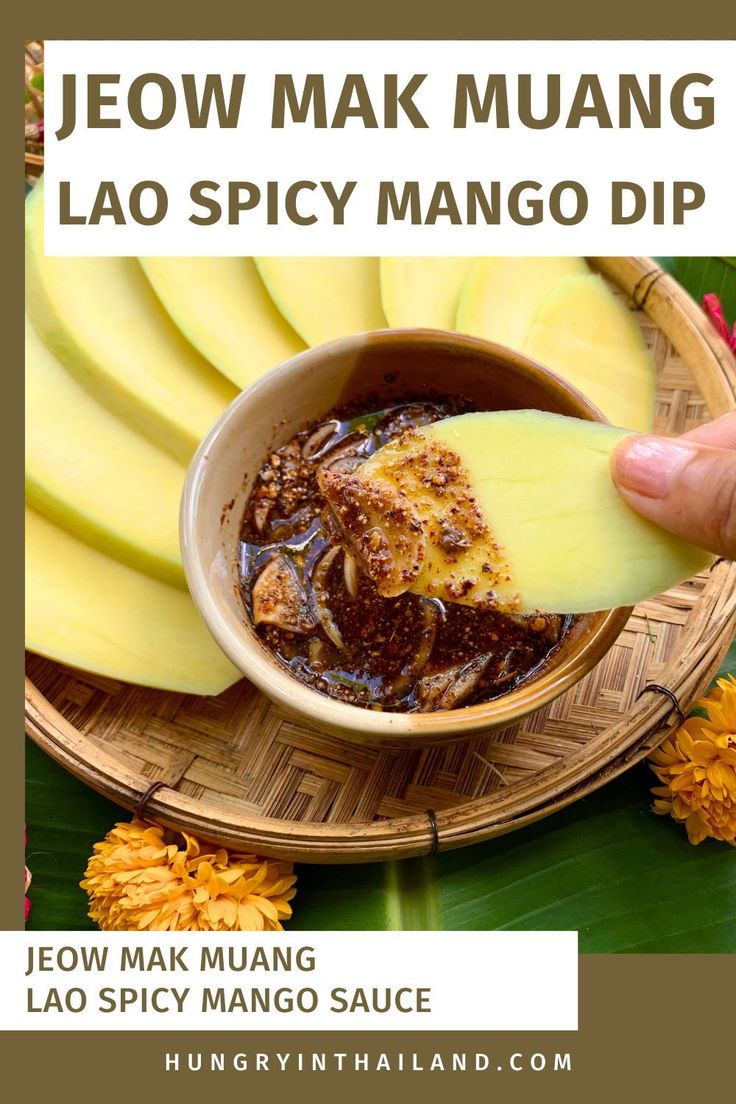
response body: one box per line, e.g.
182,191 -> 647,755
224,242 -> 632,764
380,257 -> 474,329
140,257 -> 305,389
319,410 -> 712,615
456,258 -> 655,432
456,257 -> 590,348
25,315 -> 186,586
25,181 -> 237,463
25,509 -> 240,695
523,274 -> 656,432
254,258 -> 386,346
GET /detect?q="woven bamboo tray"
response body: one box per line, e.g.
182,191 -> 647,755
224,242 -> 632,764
25,257 -> 736,863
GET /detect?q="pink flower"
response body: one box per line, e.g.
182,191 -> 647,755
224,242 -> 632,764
24,826 -> 31,923
703,293 -> 736,352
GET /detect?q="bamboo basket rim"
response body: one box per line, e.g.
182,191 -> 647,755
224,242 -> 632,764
25,256 -> 736,862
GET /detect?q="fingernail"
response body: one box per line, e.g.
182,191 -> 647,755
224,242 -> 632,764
613,436 -> 696,498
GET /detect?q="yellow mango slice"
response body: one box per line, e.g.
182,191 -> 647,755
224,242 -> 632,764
25,509 -> 240,695
254,257 -> 386,346
380,257 -> 474,329
25,315 -> 185,586
140,257 -> 305,389
319,410 -> 712,615
25,181 -> 237,463
522,274 -> 656,432
456,256 -> 590,348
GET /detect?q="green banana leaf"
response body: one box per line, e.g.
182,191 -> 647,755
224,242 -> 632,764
656,256 -> 736,325
291,766 -> 735,948
25,642 -> 736,948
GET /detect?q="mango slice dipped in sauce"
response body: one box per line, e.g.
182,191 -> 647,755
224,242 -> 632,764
319,410 -> 713,616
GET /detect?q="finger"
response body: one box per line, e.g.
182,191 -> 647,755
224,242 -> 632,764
611,435 -> 736,559
683,411 -> 736,449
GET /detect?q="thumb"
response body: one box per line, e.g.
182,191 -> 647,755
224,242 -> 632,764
611,435 -> 736,559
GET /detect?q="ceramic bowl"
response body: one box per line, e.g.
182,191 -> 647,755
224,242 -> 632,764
181,330 -> 631,747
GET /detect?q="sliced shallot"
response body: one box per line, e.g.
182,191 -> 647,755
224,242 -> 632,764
437,653 -> 494,710
385,599 -> 439,699
311,545 -> 345,649
416,652 -> 494,712
252,498 -> 272,533
302,419 -> 341,460
415,669 -> 456,712
252,555 -> 314,633
343,551 -> 360,598
320,454 -> 364,475
316,432 -> 368,472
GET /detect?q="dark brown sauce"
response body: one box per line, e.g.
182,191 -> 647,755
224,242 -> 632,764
238,400 -> 569,712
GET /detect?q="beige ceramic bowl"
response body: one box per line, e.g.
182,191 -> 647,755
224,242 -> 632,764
181,331 -> 631,748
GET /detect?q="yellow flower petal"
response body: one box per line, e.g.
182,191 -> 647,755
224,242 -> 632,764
648,677 -> 736,847
81,818 -> 297,932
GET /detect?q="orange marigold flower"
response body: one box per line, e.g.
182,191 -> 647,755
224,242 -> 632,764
649,674 -> 736,846
81,820 -> 297,931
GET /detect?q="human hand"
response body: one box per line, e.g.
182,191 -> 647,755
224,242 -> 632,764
611,412 -> 736,559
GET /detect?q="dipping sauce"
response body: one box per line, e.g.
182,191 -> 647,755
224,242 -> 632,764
239,401 -> 569,712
